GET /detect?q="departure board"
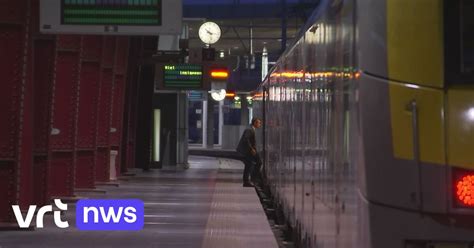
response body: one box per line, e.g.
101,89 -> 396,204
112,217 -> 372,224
163,65 -> 203,89
62,0 -> 162,26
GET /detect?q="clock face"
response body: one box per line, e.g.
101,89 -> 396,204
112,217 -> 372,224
198,22 -> 221,45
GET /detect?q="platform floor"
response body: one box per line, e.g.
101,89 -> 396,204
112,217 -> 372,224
0,156 -> 278,248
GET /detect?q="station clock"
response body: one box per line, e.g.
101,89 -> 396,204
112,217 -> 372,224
198,21 -> 221,45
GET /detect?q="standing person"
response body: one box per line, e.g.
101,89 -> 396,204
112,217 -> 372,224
236,117 -> 262,187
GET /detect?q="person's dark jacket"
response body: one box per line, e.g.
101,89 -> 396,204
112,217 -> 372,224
236,127 -> 256,156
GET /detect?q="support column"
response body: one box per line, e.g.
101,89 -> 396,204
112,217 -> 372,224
0,0 -> 33,221
75,35 -> 102,189
202,100 -> 208,148
48,35 -> 82,199
33,38 -> 55,205
206,99 -> 215,148
121,37 -> 143,172
109,37 -> 130,180
218,100 -> 224,146
176,93 -> 188,167
95,36 -> 116,182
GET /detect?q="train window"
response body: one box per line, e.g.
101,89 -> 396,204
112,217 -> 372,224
445,0 -> 474,84
461,1 -> 474,74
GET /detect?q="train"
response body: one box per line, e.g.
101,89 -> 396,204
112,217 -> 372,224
253,0 -> 474,247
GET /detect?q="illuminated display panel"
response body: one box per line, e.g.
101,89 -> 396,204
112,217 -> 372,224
163,64 -> 203,89
62,0 -> 162,26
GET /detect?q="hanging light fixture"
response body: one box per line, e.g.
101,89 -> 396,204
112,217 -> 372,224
210,89 -> 226,101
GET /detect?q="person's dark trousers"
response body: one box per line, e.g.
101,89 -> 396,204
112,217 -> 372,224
242,154 -> 262,184
251,154 -> 263,185
242,156 -> 254,184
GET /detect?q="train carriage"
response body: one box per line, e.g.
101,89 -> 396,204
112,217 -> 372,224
254,0 -> 474,247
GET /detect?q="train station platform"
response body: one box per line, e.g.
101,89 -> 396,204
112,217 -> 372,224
0,156 -> 278,248
189,145 -> 242,160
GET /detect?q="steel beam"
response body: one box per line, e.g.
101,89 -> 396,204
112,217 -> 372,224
75,36 -> 102,189
48,34 -> 82,198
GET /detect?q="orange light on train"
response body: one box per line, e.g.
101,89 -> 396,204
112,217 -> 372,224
211,69 -> 229,79
456,174 -> 474,207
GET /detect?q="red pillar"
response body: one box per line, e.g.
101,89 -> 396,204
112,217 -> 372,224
32,38 -> 56,205
0,0 -> 34,222
95,37 -> 116,182
0,1 -> 136,223
47,35 -> 82,198
122,37 -> 144,171
110,37 -> 130,178
29,0 -> 55,210
75,36 -> 102,189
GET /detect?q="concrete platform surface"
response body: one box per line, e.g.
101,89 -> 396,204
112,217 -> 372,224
0,156 -> 278,248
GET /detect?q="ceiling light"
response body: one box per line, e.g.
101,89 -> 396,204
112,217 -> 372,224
210,89 -> 226,101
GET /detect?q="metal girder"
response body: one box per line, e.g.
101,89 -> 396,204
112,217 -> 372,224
49,34 -> 82,198
121,37 -> 143,172
75,36 -> 102,189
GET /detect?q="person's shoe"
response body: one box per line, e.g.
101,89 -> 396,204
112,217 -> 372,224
243,182 -> 254,187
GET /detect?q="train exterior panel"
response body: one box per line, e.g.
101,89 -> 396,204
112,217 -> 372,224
254,0 -> 474,247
